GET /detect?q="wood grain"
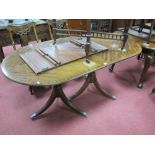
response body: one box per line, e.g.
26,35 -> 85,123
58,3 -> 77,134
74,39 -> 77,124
1,35 -> 142,86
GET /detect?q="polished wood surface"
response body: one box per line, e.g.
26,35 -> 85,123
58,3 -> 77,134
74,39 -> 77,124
1,35 -> 141,86
17,38 -> 109,74
67,19 -> 89,30
137,43 -> 155,88
1,35 -> 141,119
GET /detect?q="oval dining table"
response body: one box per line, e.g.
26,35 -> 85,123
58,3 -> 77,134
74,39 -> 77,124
1,35 -> 141,119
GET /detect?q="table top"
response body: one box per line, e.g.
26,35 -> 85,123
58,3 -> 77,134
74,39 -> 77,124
1,35 -> 141,86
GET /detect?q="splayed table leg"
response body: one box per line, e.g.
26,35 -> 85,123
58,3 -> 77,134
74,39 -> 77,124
31,84 -> 87,120
70,72 -> 116,101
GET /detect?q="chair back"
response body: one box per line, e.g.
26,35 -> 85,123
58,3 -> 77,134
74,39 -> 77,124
147,19 -> 155,43
48,19 -> 128,62
90,31 -> 128,50
51,28 -> 128,50
47,19 -> 67,40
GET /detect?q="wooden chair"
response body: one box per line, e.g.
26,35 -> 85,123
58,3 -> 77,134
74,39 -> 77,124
52,23 -> 128,64
0,44 -> 5,63
7,22 -> 39,50
136,20 -> 155,88
137,44 -> 155,88
137,19 -> 155,60
47,20 -> 54,40
47,19 -> 67,40
48,19 -> 113,41
49,19 -> 89,43
111,20 -> 155,88
108,20 -> 136,72
109,19 -> 155,72
7,22 -> 39,94
130,19 -> 145,32
130,19 -> 153,33
108,27 -> 129,72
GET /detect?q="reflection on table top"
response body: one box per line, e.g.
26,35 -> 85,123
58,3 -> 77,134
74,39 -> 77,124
1,35 -> 141,86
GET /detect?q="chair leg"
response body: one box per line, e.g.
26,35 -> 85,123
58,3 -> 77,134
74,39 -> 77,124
137,53 -> 143,60
29,86 -> 34,95
0,46 -> 4,63
109,63 -> 116,72
152,88 -> 155,93
138,20 -> 144,33
137,55 -> 153,88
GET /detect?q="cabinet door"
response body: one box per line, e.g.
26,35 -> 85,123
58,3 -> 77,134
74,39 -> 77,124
67,19 -> 88,30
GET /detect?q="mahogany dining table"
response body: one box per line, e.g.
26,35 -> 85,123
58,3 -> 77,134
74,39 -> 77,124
1,35 -> 141,119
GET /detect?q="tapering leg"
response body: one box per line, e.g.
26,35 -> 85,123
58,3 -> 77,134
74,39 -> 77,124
69,75 -> 91,101
137,55 -> 153,88
70,72 -> 116,101
0,46 -> 4,63
137,53 -> 143,60
109,63 -> 116,72
29,86 -> 35,95
93,74 -> 116,100
31,84 -> 87,119
57,86 -> 87,117
138,20 -> 144,33
152,88 -> 155,93
31,87 -> 56,119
